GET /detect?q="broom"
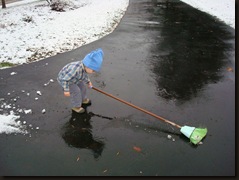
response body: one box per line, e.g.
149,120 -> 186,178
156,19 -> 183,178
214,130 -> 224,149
92,86 -> 207,145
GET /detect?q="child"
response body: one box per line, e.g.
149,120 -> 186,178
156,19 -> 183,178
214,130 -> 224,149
57,48 -> 104,113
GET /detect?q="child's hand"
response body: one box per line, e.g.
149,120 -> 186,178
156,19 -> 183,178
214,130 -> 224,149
88,81 -> 93,88
64,91 -> 70,97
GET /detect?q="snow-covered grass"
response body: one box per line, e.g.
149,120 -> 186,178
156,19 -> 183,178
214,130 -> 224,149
0,0 -> 129,66
180,0 -> 235,29
0,0 -> 235,134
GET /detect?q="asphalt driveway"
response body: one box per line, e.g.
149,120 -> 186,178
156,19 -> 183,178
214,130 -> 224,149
0,0 -> 235,176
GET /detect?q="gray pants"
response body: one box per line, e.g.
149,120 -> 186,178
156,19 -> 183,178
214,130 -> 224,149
69,81 -> 87,108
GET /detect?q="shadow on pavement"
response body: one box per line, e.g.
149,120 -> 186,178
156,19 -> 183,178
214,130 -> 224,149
61,111 -> 105,160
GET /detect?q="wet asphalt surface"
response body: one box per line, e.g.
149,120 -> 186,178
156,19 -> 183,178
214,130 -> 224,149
0,0 -> 235,176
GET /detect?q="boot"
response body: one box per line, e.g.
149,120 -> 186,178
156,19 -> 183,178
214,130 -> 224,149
72,107 -> 85,113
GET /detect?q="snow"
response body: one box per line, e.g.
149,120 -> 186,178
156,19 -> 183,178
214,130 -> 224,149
180,0 -> 235,29
0,0 -> 235,134
0,0 -> 129,65
0,113 -> 28,134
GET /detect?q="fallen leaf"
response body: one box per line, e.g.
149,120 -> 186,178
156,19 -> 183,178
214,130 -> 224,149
133,146 -> 142,152
227,67 -> 233,72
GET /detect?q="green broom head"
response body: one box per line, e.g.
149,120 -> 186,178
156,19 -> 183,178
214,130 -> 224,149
180,126 -> 207,145
190,127 -> 208,145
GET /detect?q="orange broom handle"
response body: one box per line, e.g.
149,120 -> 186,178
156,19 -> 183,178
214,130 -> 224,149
92,87 -> 182,129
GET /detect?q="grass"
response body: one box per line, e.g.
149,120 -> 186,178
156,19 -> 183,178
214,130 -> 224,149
0,62 -> 15,68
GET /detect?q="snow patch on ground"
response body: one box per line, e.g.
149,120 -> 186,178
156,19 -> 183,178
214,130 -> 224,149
0,113 -> 27,134
0,80 -> 54,134
180,0 -> 235,29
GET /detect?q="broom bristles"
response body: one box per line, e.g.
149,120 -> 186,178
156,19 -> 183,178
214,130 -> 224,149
190,128 -> 208,145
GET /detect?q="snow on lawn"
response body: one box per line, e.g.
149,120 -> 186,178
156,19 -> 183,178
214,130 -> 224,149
0,0 -> 129,65
180,0 -> 235,29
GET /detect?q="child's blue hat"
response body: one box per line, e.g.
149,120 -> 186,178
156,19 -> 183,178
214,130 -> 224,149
82,48 -> 104,72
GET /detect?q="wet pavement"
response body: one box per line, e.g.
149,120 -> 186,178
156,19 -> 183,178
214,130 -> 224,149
0,0 -> 235,176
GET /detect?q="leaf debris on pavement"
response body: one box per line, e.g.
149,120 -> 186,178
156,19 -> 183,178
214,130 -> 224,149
133,146 -> 142,152
227,67 -> 233,72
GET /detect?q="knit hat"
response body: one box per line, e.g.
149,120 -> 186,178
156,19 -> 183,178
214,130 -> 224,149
82,48 -> 104,72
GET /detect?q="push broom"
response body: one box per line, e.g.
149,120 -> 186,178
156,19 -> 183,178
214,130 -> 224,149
92,86 -> 207,145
